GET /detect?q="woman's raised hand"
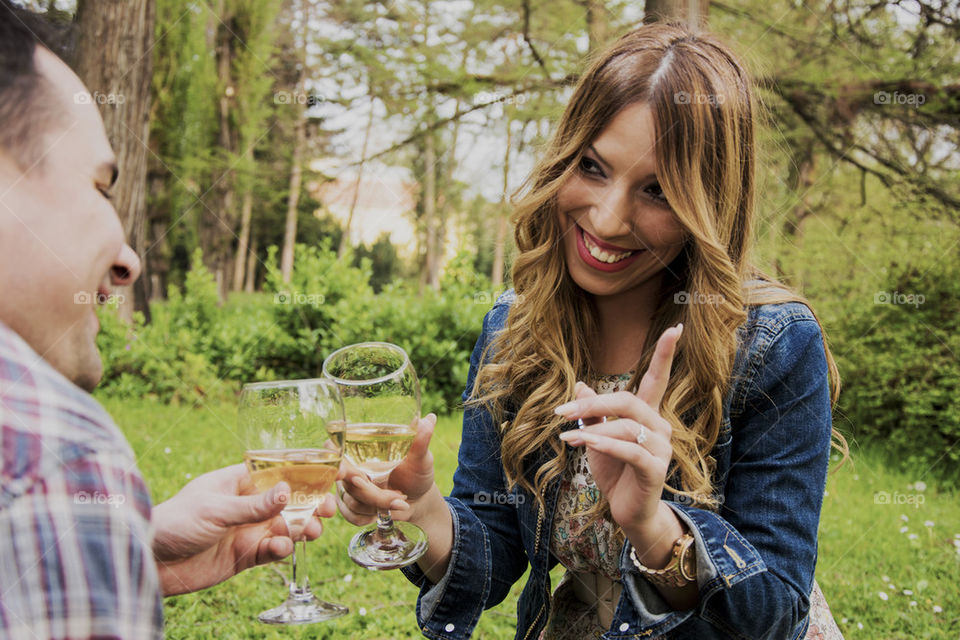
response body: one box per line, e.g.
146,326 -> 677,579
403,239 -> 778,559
556,324 -> 683,533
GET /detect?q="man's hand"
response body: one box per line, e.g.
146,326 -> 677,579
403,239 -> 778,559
151,464 -> 335,596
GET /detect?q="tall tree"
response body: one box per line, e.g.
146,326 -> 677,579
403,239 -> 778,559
73,0 -> 155,320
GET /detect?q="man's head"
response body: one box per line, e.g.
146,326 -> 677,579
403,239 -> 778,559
0,0 -> 141,391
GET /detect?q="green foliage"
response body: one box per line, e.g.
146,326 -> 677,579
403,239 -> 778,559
98,246 -> 490,415
831,258 -> 960,487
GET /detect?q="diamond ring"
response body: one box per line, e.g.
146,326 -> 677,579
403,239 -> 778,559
635,424 -> 649,445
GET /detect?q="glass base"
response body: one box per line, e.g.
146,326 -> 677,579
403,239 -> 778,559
258,587 -> 349,625
348,520 -> 429,570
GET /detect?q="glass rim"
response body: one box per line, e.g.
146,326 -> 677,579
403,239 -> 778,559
241,377 -> 339,392
322,341 -> 411,387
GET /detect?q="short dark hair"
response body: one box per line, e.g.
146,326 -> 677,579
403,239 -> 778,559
0,0 -> 73,169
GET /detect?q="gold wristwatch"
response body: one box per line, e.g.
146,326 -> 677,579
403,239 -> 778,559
629,533 -> 697,588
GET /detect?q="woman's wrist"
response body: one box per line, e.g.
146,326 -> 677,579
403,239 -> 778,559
624,501 -> 687,569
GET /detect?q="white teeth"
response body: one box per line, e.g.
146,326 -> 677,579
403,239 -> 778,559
583,233 -> 633,263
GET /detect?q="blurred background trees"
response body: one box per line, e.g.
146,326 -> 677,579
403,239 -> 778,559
26,0 -> 960,482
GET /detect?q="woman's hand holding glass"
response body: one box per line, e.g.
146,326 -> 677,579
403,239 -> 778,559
336,413 -> 438,525
557,324 -> 684,535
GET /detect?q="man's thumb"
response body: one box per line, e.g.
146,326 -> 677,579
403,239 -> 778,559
222,481 -> 289,527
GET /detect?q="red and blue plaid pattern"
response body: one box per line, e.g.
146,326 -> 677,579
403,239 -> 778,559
0,322 -> 163,639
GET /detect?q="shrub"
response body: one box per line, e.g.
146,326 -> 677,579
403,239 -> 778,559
832,259 -> 960,486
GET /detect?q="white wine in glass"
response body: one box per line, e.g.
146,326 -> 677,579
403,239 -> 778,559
239,379 -> 348,624
323,342 -> 428,570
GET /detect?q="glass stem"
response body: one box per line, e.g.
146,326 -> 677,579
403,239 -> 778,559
291,538 -> 310,595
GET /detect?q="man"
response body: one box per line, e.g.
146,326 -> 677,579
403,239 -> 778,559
0,2 -> 333,637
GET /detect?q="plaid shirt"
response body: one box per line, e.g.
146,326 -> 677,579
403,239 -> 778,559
0,322 -> 163,639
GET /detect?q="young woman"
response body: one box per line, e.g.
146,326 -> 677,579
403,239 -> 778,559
339,22 -> 847,640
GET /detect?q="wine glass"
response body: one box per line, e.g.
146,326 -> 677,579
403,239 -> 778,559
322,342 -> 428,570
239,378 -> 349,624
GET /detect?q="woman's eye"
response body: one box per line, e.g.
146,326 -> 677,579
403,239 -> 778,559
577,156 -> 605,177
646,182 -> 668,204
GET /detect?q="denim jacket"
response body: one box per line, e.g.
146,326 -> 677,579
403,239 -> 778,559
403,289 -> 832,640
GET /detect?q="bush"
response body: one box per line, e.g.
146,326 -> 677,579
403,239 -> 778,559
832,259 -> 960,486
97,245 -> 494,414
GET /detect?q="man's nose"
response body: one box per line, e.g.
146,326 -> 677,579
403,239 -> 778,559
111,244 -> 141,286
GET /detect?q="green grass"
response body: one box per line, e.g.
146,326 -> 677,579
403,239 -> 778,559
99,396 -> 959,639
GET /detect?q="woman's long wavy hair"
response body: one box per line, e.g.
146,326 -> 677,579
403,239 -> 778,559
471,22 -> 848,518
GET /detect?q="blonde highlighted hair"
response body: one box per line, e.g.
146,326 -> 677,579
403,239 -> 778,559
471,23 -> 848,517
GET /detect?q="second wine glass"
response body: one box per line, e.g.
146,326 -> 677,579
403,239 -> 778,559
322,342 -> 428,570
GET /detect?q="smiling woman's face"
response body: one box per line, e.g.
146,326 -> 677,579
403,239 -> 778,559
556,102 -> 687,301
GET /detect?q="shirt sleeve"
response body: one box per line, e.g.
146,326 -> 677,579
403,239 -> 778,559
0,443 -> 164,640
618,313 -> 833,639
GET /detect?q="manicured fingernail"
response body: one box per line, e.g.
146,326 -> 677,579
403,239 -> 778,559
675,322 -> 684,336
390,499 -> 410,510
559,431 -> 584,446
555,402 -> 578,416
574,381 -> 586,392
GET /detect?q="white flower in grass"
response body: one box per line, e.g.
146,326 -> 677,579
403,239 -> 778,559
900,514 -> 909,522
909,601 -> 917,607
903,589 -> 913,596
887,583 -> 895,591
954,533 -> 960,539
899,526 -> 909,534
881,575 -> 890,582
824,490 -> 829,497
857,622 -> 863,630
185,473 -> 192,479
164,447 -> 171,454
343,574 -> 353,583
878,592 -> 888,601
933,605 -> 942,613
924,520 -> 934,528
914,481 -> 926,492
359,607 -> 367,616
908,533 -> 918,540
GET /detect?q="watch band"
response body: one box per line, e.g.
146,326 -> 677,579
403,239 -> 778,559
629,533 -> 697,588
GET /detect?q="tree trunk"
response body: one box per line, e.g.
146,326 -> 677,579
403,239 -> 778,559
210,0 -> 237,298
232,145 -> 254,291
339,97 -> 376,258
244,235 -> 258,293
73,0 -> 155,321
420,128 -> 439,291
491,121 -> 512,287
584,0 -> 609,52
644,0 -> 710,29
280,104 -> 307,283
